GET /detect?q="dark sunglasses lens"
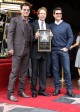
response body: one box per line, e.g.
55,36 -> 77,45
56,13 -> 62,15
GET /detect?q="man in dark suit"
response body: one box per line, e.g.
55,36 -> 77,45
7,3 -> 33,102
31,7 -> 53,98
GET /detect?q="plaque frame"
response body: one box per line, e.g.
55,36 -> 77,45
38,29 -> 51,52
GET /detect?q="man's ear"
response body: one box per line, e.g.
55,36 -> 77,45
53,13 -> 55,17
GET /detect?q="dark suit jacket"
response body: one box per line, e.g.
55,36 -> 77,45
7,16 -> 33,56
31,20 -> 50,59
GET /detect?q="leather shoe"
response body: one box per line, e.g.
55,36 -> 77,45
32,93 -> 37,98
9,95 -> 18,102
18,92 -> 30,98
52,89 -> 61,96
66,90 -> 75,97
38,92 -> 51,96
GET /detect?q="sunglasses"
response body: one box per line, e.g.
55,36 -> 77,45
23,9 -> 30,12
55,13 -> 62,15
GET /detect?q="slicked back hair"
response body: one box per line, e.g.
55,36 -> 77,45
37,7 -> 47,15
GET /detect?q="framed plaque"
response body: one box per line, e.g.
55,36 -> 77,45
38,29 -> 51,52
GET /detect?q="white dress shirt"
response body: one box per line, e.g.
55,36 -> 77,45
38,19 -> 46,30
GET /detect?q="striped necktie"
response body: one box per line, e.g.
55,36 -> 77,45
41,21 -> 44,29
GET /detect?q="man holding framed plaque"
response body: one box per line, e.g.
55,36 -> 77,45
31,7 -> 53,98
38,29 -> 51,51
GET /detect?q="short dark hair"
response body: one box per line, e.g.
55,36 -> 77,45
53,7 -> 62,14
20,3 -> 31,9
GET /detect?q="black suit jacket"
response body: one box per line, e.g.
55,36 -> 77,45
31,20 -> 50,59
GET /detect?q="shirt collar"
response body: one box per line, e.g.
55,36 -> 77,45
21,16 -> 29,23
55,20 -> 63,25
38,19 -> 45,24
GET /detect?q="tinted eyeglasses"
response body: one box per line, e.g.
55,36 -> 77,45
55,13 -> 62,15
23,9 -> 30,12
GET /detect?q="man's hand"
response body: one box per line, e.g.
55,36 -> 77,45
61,47 -> 68,52
50,31 -> 53,39
8,49 -> 14,56
69,46 -> 73,50
35,31 -> 40,39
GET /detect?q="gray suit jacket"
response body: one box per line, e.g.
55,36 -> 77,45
7,16 -> 33,56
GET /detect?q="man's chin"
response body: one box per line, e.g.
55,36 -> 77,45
24,15 -> 29,17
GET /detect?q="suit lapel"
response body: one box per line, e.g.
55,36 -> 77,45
34,21 -> 49,31
36,21 -> 49,30
35,21 -> 40,32
19,16 -> 24,33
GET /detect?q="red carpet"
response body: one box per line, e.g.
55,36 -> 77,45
0,85 -> 80,112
